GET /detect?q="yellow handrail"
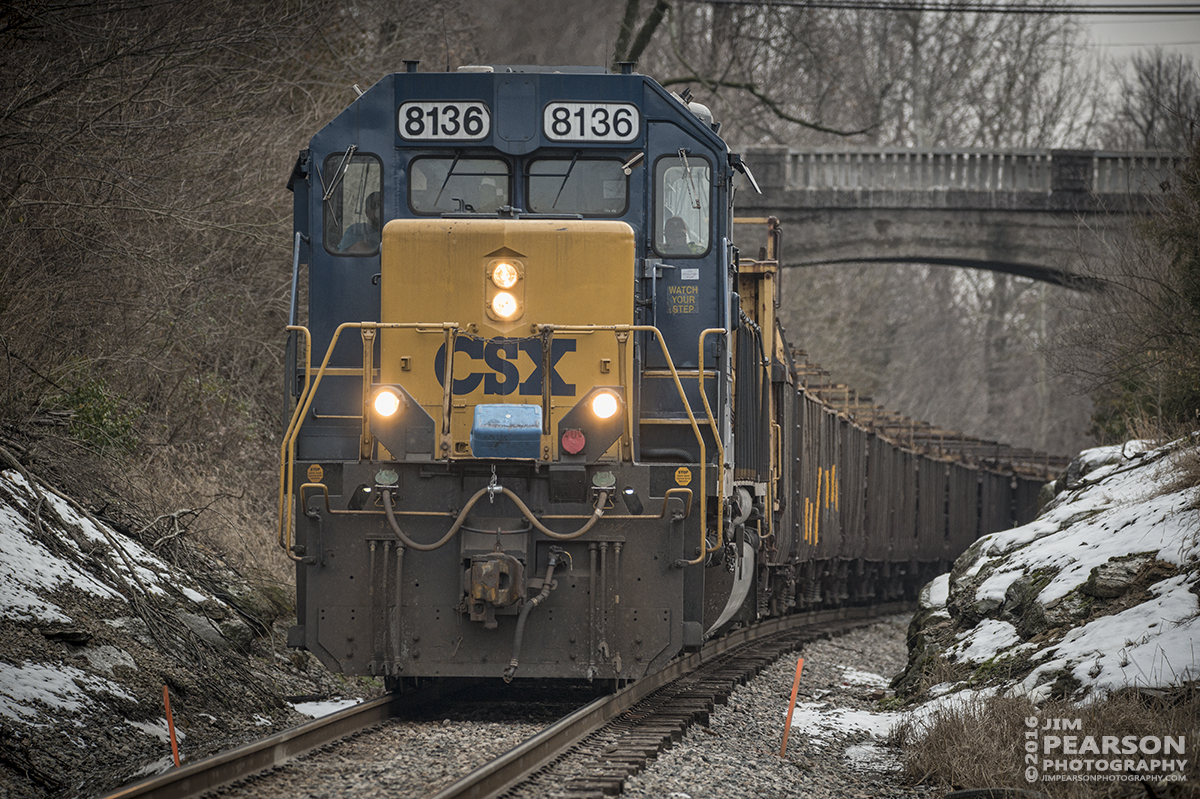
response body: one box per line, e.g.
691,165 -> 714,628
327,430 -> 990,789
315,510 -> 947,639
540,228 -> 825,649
276,321 -> 459,559
538,324 -> 711,566
279,322 -> 717,567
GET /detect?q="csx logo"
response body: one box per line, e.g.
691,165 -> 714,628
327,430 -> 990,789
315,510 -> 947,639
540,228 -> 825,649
434,338 -> 576,396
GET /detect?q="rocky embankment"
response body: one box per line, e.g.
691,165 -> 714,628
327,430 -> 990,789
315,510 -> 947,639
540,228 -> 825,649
0,465 -> 377,799
895,439 -> 1200,703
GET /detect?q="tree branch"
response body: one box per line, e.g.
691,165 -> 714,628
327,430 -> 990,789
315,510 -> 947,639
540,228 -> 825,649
626,0 -> 670,65
660,75 -> 878,136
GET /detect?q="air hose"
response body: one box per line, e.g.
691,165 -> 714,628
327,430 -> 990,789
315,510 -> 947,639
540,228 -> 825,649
382,488 -> 607,550
503,546 -> 567,683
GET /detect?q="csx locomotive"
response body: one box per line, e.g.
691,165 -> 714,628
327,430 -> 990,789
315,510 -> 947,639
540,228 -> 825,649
280,63 -> 1043,686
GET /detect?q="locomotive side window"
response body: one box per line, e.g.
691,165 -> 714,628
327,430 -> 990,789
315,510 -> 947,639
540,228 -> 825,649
654,153 -> 711,257
409,157 -> 509,214
322,153 -> 382,256
527,158 -> 627,215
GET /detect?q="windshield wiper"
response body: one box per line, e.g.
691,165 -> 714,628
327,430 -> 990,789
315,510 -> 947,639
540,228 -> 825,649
433,151 -> 463,207
552,151 -> 581,209
317,144 -> 358,230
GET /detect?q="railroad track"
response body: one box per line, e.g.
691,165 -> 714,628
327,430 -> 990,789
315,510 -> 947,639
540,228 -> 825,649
104,602 -> 910,799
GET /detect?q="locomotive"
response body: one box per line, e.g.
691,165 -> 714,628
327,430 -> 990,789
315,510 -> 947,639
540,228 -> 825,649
280,63 -> 1043,686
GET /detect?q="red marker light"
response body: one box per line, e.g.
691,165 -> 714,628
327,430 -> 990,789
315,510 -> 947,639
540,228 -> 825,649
561,428 -> 586,455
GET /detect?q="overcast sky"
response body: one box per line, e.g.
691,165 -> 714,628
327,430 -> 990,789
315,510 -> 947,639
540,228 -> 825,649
1080,1 -> 1200,62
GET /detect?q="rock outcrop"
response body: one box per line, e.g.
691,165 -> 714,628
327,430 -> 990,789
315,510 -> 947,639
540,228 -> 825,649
894,440 -> 1200,703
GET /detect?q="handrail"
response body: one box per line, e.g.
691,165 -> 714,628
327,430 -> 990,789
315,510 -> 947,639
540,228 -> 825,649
698,327 -> 727,553
538,324 -> 711,567
288,232 -> 304,327
277,325 -> 312,560
277,321 -> 460,558
279,322 -> 716,568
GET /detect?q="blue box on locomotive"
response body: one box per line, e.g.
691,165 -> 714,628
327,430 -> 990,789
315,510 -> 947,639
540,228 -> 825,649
470,404 -> 542,459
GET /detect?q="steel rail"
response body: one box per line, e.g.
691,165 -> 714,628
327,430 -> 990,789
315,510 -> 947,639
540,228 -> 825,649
101,602 -> 909,799
429,601 -> 912,799
101,690 -> 438,799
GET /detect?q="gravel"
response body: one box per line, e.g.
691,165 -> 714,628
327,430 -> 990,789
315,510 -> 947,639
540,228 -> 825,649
621,615 -> 935,799
203,616 -> 937,799
211,718 -> 545,798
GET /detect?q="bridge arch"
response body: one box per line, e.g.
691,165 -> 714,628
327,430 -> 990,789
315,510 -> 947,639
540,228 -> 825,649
735,147 -> 1176,290
791,256 -> 1104,290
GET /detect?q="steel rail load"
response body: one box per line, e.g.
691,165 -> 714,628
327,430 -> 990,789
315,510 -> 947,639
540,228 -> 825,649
281,62 -> 1049,688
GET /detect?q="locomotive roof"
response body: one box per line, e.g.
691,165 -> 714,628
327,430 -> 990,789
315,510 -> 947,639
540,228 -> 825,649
453,64 -> 612,74
300,64 -> 727,161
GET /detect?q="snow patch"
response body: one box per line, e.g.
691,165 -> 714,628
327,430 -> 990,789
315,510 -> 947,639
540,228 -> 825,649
291,698 -> 363,718
1022,573 -> 1200,693
949,619 -> 1022,664
0,661 -> 133,725
125,718 -> 186,743
787,703 -> 898,743
840,667 -> 890,689
920,573 -> 949,610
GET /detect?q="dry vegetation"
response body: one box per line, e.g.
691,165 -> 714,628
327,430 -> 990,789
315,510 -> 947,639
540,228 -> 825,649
891,688 -> 1200,799
1053,137 -> 1200,459
0,0 -> 482,586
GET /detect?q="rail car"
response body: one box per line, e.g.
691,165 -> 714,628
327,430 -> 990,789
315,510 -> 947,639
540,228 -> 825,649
280,63 -> 1044,686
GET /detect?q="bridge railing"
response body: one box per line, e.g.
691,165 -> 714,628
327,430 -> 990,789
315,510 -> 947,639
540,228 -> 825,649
756,148 -> 1181,194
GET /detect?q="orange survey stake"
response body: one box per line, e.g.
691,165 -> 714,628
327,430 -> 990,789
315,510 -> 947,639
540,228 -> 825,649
779,657 -> 805,757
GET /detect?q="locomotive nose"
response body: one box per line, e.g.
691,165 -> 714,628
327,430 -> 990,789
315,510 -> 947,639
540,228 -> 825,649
377,218 -> 635,461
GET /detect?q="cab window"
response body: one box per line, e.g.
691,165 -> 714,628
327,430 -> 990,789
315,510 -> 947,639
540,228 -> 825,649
409,157 -> 509,214
527,158 -> 627,215
655,153 -> 711,257
322,153 -> 382,256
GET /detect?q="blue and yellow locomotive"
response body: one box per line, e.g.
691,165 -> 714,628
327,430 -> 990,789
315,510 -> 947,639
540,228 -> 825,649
280,63 -> 1040,686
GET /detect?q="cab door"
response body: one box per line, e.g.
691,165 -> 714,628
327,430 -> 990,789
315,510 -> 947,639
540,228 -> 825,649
638,121 -> 726,461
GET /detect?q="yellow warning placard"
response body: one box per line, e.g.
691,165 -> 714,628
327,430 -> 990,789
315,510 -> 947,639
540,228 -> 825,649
306,464 -> 324,483
674,466 -> 692,486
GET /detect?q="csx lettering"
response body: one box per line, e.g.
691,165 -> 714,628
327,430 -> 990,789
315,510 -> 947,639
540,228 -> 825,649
433,338 -> 576,396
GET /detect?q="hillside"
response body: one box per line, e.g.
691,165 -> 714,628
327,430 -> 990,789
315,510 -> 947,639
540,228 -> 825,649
0,461 -> 379,799
890,438 -> 1200,796
897,439 -> 1199,700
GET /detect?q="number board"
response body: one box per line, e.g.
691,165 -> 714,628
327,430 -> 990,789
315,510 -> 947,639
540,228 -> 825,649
543,102 -> 640,143
399,101 -> 490,141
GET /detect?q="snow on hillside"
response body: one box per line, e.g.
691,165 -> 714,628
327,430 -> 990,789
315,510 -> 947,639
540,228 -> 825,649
925,439 -> 1200,700
0,466 -> 372,798
784,438 -> 1200,780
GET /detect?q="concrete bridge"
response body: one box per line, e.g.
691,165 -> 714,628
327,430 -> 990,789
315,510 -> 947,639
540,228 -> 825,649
735,147 -> 1182,288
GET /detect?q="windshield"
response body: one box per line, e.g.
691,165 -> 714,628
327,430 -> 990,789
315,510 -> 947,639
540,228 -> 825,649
409,157 -> 509,214
322,153 -> 382,256
527,158 -> 627,215
655,153 -> 711,257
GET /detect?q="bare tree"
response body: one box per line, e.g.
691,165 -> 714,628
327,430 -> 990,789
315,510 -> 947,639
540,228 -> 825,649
1053,140 -> 1200,442
600,1 -> 1103,147
1104,48 -> 1199,152
0,0 -> 481,575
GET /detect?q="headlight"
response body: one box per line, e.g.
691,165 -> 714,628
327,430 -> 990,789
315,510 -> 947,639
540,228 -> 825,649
491,261 -> 519,289
491,291 -> 519,318
373,387 -> 402,417
591,391 -> 619,419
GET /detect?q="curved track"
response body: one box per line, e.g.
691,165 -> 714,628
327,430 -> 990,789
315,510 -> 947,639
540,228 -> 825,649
104,602 -> 909,799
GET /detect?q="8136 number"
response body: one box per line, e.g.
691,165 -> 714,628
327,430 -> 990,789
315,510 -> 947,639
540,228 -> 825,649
543,103 -> 640,143
398,101 -> 490,140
